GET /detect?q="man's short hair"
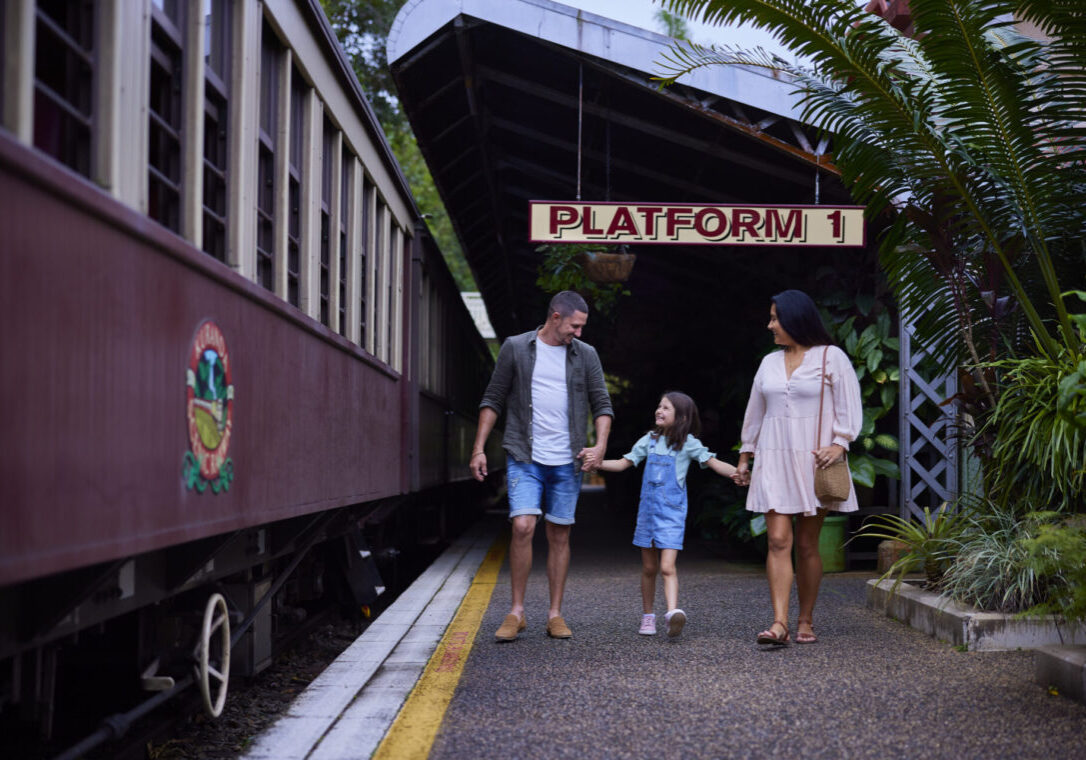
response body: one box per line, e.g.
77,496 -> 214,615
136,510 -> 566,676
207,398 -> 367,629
548,290 -> 588,319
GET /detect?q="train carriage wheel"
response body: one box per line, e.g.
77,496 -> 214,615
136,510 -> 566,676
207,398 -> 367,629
194,592 -> 231,717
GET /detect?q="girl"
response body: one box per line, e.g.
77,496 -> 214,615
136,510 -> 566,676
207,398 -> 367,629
599,391 -> 737,637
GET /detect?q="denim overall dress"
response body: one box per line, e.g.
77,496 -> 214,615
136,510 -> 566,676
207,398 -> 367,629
632,448 -> 687,550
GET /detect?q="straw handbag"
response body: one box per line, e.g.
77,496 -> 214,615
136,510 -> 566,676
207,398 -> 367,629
814,347 -> 851,502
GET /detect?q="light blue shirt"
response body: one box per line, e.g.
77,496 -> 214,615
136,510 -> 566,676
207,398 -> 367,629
622,433 -> 715,488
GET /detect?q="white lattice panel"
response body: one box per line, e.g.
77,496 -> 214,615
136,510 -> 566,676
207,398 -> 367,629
898,319 -> 959,520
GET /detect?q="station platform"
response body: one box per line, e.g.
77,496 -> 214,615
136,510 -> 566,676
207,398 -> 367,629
242,488 -> 1086,759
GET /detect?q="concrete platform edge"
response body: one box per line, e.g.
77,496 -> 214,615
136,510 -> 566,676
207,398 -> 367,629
240,518 -> 501,759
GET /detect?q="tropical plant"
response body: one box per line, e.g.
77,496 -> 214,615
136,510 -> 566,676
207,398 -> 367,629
690,474 -> 768,559
939,499 -> 1068,614
977,296 -> 1086,514
656,0 -> 1085,375
1021,516 -> 1086,624
655,7 -> 692,40
852,503 -> 970,589
1056,291 -> 1086,431
535,243 -> 630,316
693,478 -> 751,540
1059,352 -> 1086,431
819,284 -> 901,489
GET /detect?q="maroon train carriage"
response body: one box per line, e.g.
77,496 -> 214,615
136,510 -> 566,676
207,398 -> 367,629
0,0 -> 498,753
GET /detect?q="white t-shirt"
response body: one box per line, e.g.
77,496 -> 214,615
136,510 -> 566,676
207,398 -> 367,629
531,339 -> 571,464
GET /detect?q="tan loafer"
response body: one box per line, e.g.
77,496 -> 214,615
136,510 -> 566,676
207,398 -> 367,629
495,614 -> 527,642
545,616 -> 572,639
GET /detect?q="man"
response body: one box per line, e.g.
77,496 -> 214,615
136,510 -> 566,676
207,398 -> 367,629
470,290 -> 613,641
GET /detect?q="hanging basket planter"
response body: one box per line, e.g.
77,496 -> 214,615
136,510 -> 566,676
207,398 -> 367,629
536,243 -> 631,317
577,251 -> 636,283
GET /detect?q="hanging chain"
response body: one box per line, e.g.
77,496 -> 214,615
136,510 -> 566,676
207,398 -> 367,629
605,117 -> 611,203
576,63 -> 583,202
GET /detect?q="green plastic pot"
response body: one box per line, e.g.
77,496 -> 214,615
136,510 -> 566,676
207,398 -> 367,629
819,514 -> 848,573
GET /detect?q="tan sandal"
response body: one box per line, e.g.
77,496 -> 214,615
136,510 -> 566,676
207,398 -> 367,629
756,621 -> 790,646
795,620 -> 818,644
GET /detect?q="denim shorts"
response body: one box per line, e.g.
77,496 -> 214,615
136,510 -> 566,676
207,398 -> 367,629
506,459 -> 583,525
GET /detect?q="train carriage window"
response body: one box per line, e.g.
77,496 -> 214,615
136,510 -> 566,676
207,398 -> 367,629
360,178 -> 372,349
389,226 -> 402,369
287,65 -> 305,308
431,282 -> 446,395
374,203 -> 387,361
398,232 -> 407,369
147,3 -> 183,231
203,0 -> 229,78
256,23 -> 280,293
419,275 -> 430,388
256,142 -> 275,287
339,150 -> 352,337
201,0 -> 230,262
319,116 -> 333,327
386,226 -> 395,362
421,273 -> 444,394
34,0 -> 96,178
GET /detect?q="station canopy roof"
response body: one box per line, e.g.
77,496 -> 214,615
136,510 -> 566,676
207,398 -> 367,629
388,0 -> 872,425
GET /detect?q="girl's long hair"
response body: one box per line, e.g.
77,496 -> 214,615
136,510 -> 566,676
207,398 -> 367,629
654,391 -> 701,451
771,289 -> 834,348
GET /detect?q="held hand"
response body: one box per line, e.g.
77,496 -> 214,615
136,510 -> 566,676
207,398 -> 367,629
469,452 -> 488,481
732,462 -> 751,487
813,444 -> 846,469
578,445 -> 603,472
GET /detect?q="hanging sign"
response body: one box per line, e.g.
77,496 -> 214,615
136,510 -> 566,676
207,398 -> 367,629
529,201 -> 865,247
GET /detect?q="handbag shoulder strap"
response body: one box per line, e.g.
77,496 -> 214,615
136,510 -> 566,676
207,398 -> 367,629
816,346 -> 829,448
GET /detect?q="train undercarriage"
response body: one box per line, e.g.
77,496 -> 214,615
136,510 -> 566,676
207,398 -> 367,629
0,482 -> 489,758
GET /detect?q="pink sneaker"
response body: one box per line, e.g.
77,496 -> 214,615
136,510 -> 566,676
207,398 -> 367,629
665,609 -> 687,638
638,613 -> 657,635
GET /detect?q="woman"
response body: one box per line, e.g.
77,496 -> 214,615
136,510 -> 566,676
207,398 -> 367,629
734,289 -> 862,645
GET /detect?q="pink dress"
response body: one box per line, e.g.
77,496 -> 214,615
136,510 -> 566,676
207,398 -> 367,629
740,345 -> 863,515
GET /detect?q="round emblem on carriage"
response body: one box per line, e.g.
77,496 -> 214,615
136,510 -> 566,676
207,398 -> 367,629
183,320 -> 235,493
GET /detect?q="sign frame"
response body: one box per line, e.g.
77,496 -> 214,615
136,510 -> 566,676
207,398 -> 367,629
529,200 -> 866,248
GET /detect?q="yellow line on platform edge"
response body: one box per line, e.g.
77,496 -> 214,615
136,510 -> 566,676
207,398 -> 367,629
372,534 -> 507,760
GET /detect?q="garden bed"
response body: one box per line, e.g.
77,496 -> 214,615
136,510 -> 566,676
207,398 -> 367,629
866,578 -> 1086,651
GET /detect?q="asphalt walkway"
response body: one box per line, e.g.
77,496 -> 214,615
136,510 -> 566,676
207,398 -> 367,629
427,488 -> 1086,760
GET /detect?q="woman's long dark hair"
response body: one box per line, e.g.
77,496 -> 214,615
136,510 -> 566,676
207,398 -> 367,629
654,391 -> 701,451
771,289 -> 834,348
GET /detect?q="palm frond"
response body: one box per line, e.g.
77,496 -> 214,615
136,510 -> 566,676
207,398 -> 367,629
654,41 -> 790,82
907,1 -> 1079,349
659,0 -> 1085,361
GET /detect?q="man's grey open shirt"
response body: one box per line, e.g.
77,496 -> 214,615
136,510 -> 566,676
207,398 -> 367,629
479,328 -> 613,464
